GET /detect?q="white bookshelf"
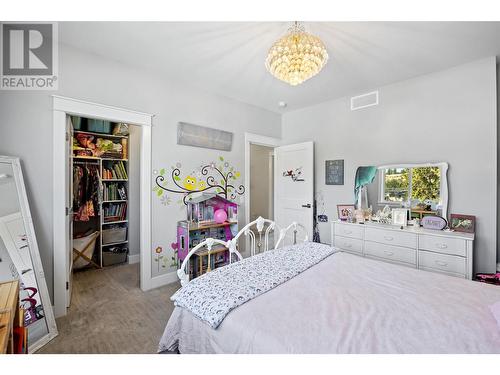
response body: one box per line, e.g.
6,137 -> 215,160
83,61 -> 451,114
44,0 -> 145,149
72,122 -> 129,268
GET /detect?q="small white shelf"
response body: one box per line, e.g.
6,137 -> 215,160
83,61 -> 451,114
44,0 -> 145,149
102,240 -> 128,247
102,199 -> 127,203
73,155 -> 100,160
102,219 -> 128,225
102,179 -> 128,182
74,130 -> 128,139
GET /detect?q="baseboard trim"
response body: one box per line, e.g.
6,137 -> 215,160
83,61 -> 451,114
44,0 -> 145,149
150,271 -> 179,289
128,254 -> 140,264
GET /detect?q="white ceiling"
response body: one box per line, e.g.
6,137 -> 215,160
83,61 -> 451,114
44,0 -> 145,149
59,22 -> 500,113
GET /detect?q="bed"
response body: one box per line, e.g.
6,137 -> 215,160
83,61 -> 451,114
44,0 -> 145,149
159,218 -> 500,354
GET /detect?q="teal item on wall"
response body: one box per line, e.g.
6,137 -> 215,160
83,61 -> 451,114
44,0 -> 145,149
354,166 -> 377,204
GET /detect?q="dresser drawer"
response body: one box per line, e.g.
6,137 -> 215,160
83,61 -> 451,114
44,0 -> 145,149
418,234 -> 466,257
334,236 -> 363,255
365,241 -> 416,266
334,223 -> 364,240
365,227 -> 417,249
418,250 -> 466,277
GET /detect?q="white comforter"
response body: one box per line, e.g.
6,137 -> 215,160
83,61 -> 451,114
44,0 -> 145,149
159,251 -> 500,353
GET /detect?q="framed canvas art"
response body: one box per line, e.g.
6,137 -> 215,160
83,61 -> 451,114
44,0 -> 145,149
325,160 -> 344,185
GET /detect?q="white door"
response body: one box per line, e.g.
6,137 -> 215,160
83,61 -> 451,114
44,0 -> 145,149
65,116 -> 73,307
274,142 -> 314,244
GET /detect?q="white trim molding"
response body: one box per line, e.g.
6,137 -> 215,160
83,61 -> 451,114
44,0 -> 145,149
128,253 -> 140,265
52,95 -> 154,318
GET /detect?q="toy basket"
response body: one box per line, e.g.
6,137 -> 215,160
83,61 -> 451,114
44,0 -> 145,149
73,231 -> 99,269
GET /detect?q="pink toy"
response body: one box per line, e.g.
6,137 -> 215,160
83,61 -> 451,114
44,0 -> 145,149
476,273 -> 500,285
214,209 -> 228,224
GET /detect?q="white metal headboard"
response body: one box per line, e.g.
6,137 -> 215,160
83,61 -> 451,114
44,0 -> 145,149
234,216 -> 276,257
177,216 -> 309,286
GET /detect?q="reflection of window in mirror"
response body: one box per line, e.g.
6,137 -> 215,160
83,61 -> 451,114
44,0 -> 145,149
380,166 -> 441,208
382,168 -> 409,203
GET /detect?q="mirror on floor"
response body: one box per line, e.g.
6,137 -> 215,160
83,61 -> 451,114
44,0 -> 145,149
0,156 -> 57,352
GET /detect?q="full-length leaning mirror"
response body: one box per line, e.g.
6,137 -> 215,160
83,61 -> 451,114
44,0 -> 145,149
357,162 -> 449,220
0,156 -> 57,352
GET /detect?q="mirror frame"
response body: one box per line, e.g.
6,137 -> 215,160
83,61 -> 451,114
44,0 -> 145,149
376,162 -> 449,219
0,155 -> 58,352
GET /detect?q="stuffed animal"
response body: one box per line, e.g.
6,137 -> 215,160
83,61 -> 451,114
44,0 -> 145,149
76,134 -> 96,149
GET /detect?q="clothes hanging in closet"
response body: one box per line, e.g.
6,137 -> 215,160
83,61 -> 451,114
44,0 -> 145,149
73,164 -> 100,221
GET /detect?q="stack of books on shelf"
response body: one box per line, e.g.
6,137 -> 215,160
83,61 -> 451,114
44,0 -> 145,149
103,183 -> 127,201
103,202 -> 127,222
102,161 -> 128,180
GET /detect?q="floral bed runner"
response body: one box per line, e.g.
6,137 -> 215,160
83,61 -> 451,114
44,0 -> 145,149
171,242 -> 336,328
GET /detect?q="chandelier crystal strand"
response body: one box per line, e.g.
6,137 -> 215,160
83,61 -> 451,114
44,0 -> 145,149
265,22 -> 328,86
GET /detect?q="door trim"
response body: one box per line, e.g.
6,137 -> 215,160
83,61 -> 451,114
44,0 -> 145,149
52,95 -> 154,317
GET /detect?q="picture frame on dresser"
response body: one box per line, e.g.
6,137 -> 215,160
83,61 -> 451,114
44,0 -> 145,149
449,214 -> 475,233
337,204 -> 355,221
391,208 -> 408,227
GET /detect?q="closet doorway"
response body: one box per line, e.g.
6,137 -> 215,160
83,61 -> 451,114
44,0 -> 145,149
69,119 -> 142,307
53,96 -> 155,318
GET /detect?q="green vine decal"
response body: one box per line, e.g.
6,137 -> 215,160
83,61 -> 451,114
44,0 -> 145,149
153,157 -> 244,205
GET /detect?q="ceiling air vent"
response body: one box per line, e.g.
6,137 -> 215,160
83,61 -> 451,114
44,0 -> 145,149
350,91 -> 379,111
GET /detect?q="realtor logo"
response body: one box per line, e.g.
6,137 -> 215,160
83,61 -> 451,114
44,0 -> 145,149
1,22 -> 58,90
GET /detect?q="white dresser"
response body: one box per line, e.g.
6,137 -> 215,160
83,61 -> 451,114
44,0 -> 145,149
331,221 -> 474,279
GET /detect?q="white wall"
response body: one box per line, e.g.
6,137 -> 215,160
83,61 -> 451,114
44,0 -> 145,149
282,57 -> 498,274
0,43 -> 281,298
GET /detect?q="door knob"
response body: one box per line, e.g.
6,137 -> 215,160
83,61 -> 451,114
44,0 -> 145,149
302,204 -> 312,208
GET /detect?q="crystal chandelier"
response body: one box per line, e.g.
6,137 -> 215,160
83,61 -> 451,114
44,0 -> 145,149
265,22 -> 328,86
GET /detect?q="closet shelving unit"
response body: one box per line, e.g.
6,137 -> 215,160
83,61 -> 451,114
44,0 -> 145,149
72,124 -> 129,268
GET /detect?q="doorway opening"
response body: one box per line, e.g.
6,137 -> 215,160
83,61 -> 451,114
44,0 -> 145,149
53,96 -> 154,318
244,133 -> 280,255
249,144 -> 274,222
68,116 -> 142,308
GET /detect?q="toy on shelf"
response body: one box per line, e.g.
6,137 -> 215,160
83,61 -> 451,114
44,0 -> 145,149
176,193 -> 238,279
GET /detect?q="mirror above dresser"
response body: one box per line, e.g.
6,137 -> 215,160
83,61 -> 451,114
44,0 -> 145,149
358,162 -> 449,221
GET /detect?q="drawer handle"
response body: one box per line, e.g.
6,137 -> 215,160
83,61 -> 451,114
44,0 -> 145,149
344,230 -> 352,234
436,243 -> 448,249
384,236 -> 394,241
344,243 -> 352,248
384,250 -> 394,256
435,260 -> 448,267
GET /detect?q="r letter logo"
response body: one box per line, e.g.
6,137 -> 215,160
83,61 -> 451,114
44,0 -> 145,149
1,22 -> 58,90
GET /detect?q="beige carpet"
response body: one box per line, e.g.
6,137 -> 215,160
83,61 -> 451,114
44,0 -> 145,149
38,263 -> 180,354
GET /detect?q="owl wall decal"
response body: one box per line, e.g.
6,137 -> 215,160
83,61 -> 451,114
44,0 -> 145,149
183,175 -> 197,191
